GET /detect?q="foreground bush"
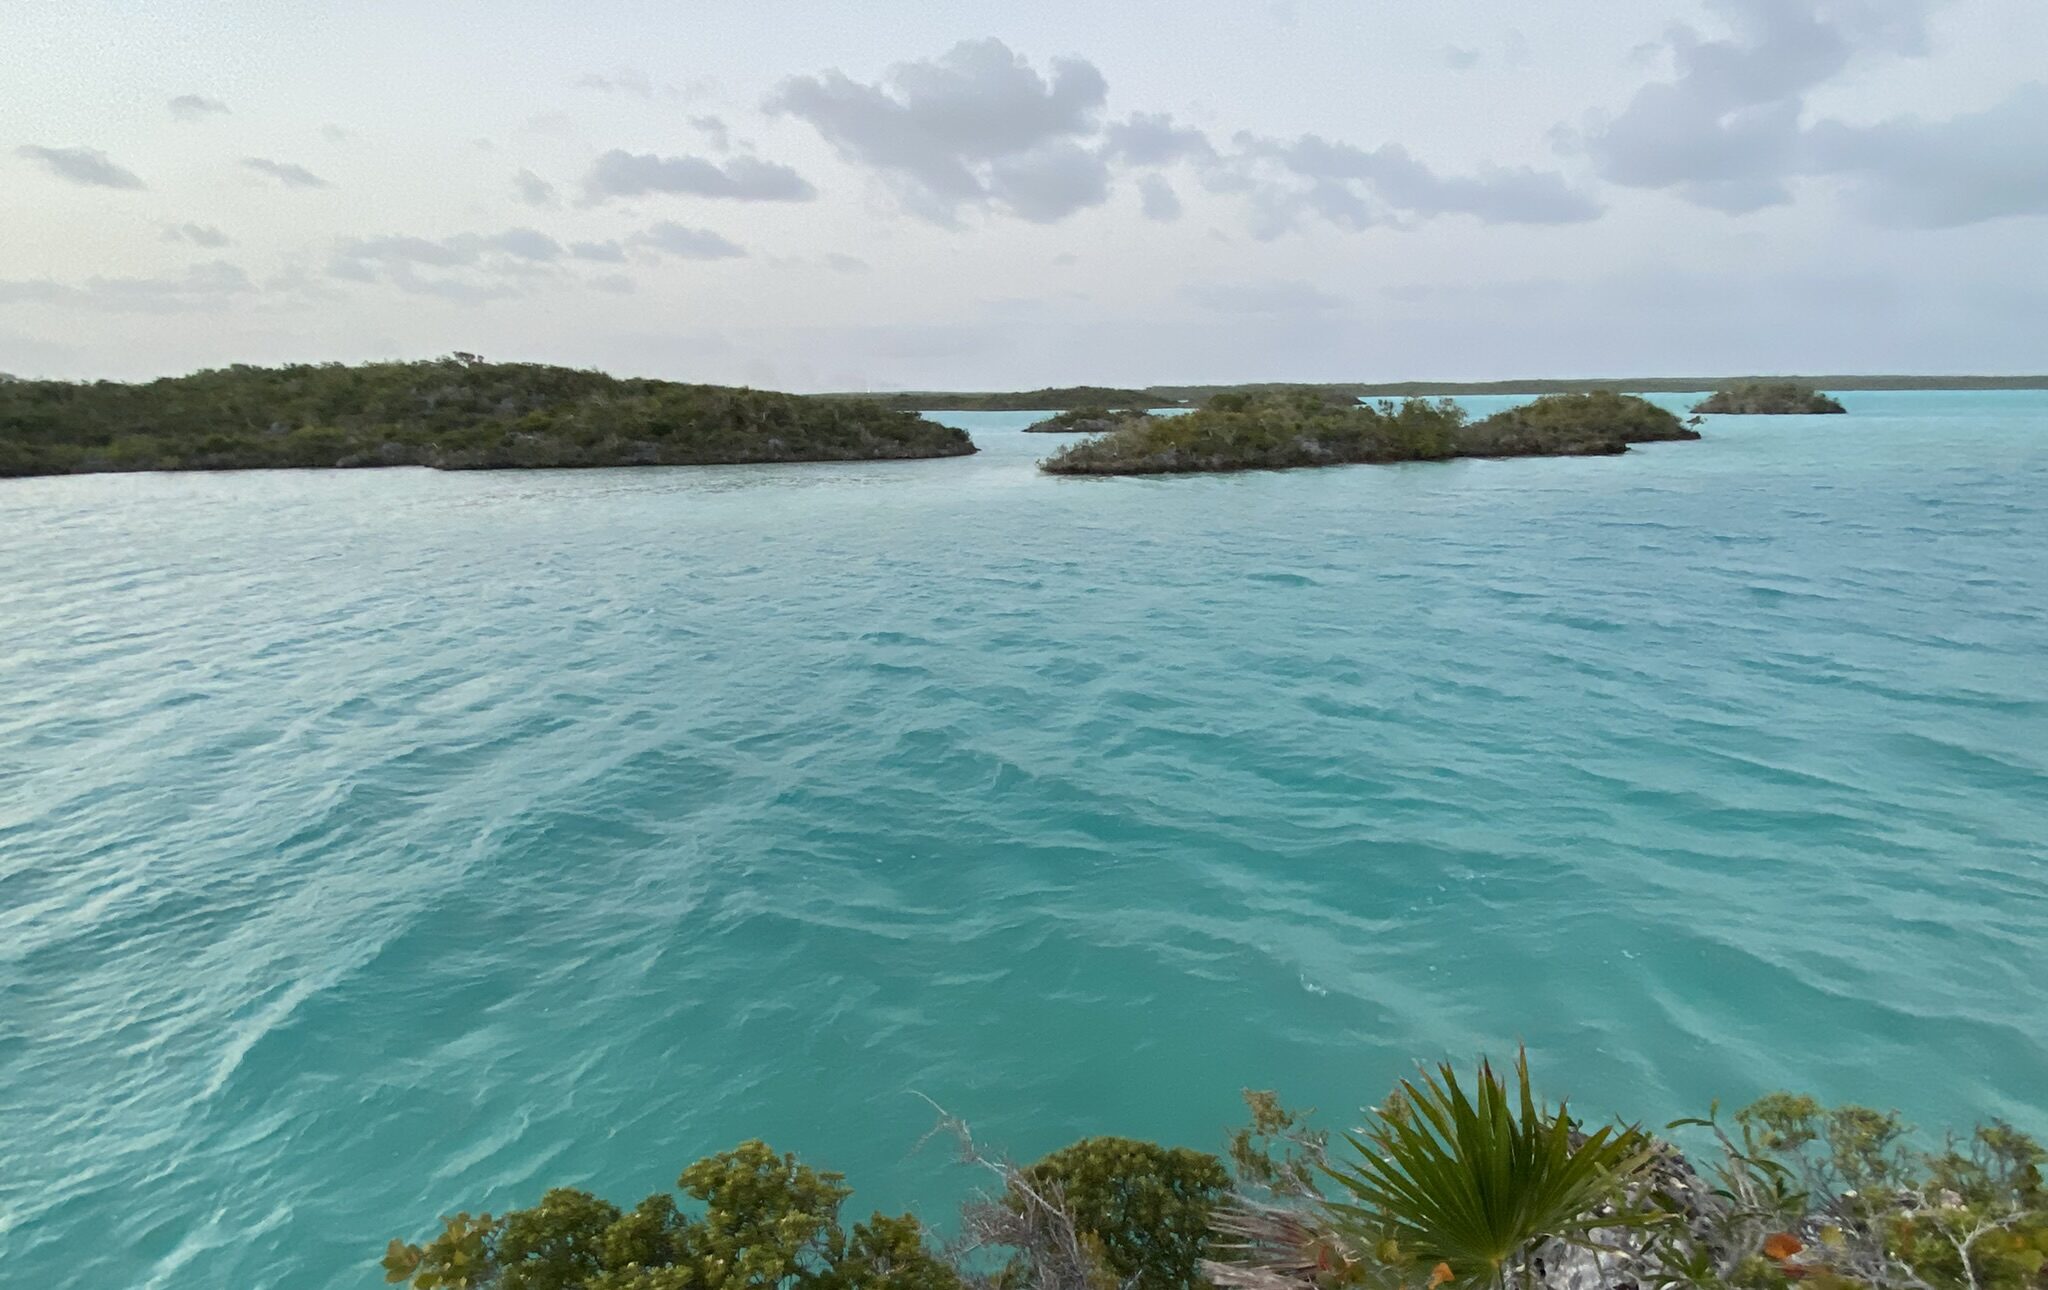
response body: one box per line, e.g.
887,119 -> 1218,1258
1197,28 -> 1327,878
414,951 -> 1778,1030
1321,1053 -> 1663,1288
386,1064 -> 2046,1290
382,1141 -> 959,1290
1012,1138 -> 1229,1290
0,356 -> 974,477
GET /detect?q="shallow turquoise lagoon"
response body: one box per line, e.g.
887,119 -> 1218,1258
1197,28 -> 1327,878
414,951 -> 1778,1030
2,391 -> 2044,1288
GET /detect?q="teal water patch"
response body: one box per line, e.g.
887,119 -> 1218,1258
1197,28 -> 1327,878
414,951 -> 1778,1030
1,392 -> 2044,1288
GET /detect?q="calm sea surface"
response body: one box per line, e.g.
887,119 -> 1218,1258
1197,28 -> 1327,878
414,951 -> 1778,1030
2,392 -> 2044,1288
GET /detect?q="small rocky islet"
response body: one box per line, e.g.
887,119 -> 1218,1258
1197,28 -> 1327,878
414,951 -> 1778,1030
1038,388 -> 1699,476
1693,380 -> 1848,414
1022,405 -> 1156,433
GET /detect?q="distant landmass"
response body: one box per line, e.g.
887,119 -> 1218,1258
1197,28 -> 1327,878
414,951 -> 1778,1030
0,358 -> 973,478
831,374 -> 2048,411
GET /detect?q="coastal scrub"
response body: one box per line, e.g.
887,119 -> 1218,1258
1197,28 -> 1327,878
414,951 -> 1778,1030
1693,382 -> 1848,414
0,356 -> 975,477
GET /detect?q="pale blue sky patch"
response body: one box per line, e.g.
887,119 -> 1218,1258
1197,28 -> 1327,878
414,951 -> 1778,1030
1,0 -> 2044,386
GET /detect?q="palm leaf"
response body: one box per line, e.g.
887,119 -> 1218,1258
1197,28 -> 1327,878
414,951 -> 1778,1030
1323,1051 -> 1668,1288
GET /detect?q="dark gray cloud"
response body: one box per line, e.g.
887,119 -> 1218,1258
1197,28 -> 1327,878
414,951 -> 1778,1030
514,168 -> 558,207
16,144 -> 145,189
480,228 -> 564,261
1103,112 -> 1215,166
569,240 -> 628,263
632,222 -> 746,259
768,38 -> 1112,224
771,38 -> 1594,235
1805,83 -> 2048,226
327,228 -> 567,299
242,157 -> 331,189
575,67 -> 653,97
1573,0 -> 1959,214
1230,134 -> 1603,234
1137,174 -> 1182,222
690,115 -> 732,151
986,141 -> 1111,223
164,223 -> 232,248
336,229 -> 564,266
169,94 -> 229,121
1186,280 -> 1346,314
581,149 -> 815,202
824,253 -> 870,273
0,261 -> 252,312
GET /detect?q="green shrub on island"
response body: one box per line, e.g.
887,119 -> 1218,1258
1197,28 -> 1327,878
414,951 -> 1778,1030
1038,389 -> 1694,476
1693,382 -> 1847,414
1462,390 -> 1698,453
828,386 -> 1163,414
386,1060 -> 2047,1290
1022,406 -> 1155,433
838,377 -> 2042,412
0,356 -> 974,478
1039,389 -> 1467,475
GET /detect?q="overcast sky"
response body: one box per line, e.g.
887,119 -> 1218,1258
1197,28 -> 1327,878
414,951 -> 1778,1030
5,0 -> 2046,389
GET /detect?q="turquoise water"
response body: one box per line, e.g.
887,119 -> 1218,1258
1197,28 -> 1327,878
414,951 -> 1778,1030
2,391 -> 2044,1289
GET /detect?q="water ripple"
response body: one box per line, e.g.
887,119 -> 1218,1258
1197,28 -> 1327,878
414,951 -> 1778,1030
1,397 -> 2045,1289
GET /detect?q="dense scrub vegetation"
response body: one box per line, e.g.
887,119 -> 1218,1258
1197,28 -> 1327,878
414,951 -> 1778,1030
1039,391 -> 1467,475
1022,407 -> 1156,433
1461,391 -> 1698,453
0,357 -> 974,477
1038,390 -> 1692,476
834,376 -> 2043,412
386,1059 -> 2047,1290
1693,382 -> 1848,414
838,386 -> 1164,414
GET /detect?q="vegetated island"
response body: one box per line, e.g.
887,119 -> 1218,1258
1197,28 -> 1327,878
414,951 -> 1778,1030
826,373 -> 2048,411
1022,405 -> 1155,433
0,356 -> 974,478
1040,388 -> 1696,476
381,1054 -> 2048,1290
827,384 -> 1167,413
1693,381 -> 1848,414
